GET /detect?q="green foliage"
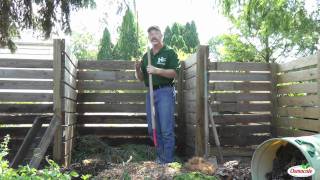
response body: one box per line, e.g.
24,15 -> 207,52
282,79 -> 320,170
164,21 -> 200,54
71,31 -> 98,60
209,34 -> 261,62
97,27 -> 114,60
173,172 -> 218,180
0,134 -> 88,180
0,0 -> 96,52
113,8 -> 144,60
215,0 -> 320,62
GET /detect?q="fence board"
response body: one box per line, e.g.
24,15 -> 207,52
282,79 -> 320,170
184,54 -> 197,69
0,93 -> 52,102
278,54 -> 318,72
278,107 -> 319,119
77,127 -> 148,137
278,68 -> 317,83
64,85 -> 77,101
0,69 -> 53,79
277,127 -> 316,137
77,115 -> 146,124
77,93 -> 145,102
212,103 -> 272,112
277,117 -> 320,132
77,81 -> 145,90
278,95 -> 317,106
217,135 -> 271,146
78,60 -> 134,70
210,82 -> 271,91
0,59 -> 52,68
212,93 -> 271,102
0,115 -> 52,124
210,62 -> 270,71
217,125 -> 271,137
0,80 -> 53,90
209,72 -> 271,81
277,82 -> 317,94
0,104 -> 52,113
213,114 -> 271,124
78,71 -> 135,81
77,104 -> 146,113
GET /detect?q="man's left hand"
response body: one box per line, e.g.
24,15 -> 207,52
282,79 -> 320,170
147,65 -> 160,75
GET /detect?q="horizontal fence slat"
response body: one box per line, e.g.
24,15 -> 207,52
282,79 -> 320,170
0,69 -> 53,79
78,60 -> 134,70
276,117 -> 320,132
78,71 -> 135,81
277,127 -> 316,137
0,115 -> 52,124
0,104 -> 52,113
0,80 -> 53,90
0,93 -> 52,102
278,54 -> 318,72
209,72 -> 271,81
210,62 -> 270,71
277,68 -> 317,83
0,59 -> 53,68
213,114 -> 271,124
184,65 -> 197,79
77,127 -> 148,137
212,93 -> 271,102
216,135 -> 271,146
64,85 -> 77,100
64,99 -> 76,113
77,104 -> 146,113
217,125 -> 271,137
278,95 -> 317,106
77,93 -> 145,102
184,54 -> 197,69
278,107 -> 319,119
77,81 -> 145,91
77,114 -> 146,124
212,103 -> 272,112
210,82 -> 271,91
277,82 -> 317,94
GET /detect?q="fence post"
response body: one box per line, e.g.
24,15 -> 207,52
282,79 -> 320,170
270,63 -> 278,137
195,45 -> 209,156
177,61 -> 186,155
317,51 -> 320,131
53,39 -> 65,164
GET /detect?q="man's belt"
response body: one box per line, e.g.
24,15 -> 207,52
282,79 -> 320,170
152,83 -> 174,90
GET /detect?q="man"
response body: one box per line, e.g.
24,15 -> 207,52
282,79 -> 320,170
134,25 -> 180,164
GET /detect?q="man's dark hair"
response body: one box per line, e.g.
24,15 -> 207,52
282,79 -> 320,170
147,25 -> 161,33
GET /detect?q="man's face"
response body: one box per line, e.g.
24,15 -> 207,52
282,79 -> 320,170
148,30 -> 163,46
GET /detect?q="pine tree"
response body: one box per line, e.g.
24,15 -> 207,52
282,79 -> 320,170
97,27 -> 113,60
113,8 -> 141,60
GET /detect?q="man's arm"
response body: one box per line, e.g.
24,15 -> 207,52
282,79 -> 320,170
135,60 -> 144,81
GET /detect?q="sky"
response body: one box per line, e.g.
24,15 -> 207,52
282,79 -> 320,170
69,0 -> 233,44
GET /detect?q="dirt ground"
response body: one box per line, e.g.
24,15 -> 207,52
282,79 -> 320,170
65,136 -> 252,180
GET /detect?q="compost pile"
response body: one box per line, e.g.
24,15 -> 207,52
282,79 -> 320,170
215,159 -> 251,180
265,143 -> 311,180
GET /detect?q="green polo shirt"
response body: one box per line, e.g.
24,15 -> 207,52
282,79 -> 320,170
141,45 -> 180,87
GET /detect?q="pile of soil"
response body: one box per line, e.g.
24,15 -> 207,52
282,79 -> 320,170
265,143 -> 311,180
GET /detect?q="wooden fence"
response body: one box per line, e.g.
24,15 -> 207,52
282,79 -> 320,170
0,41 -> 54,160
275,52 -> 320,137
1,39 -> 319,167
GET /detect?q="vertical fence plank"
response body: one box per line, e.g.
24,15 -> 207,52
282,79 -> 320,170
203,47 -> 209,158
53,39 -> 65,164
177,61 -> 186,155
317,51 -> 320,131
270,63 -> 278,137
195,45 -> 208,156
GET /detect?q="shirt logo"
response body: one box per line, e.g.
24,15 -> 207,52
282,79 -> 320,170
157,57 -> 167,65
